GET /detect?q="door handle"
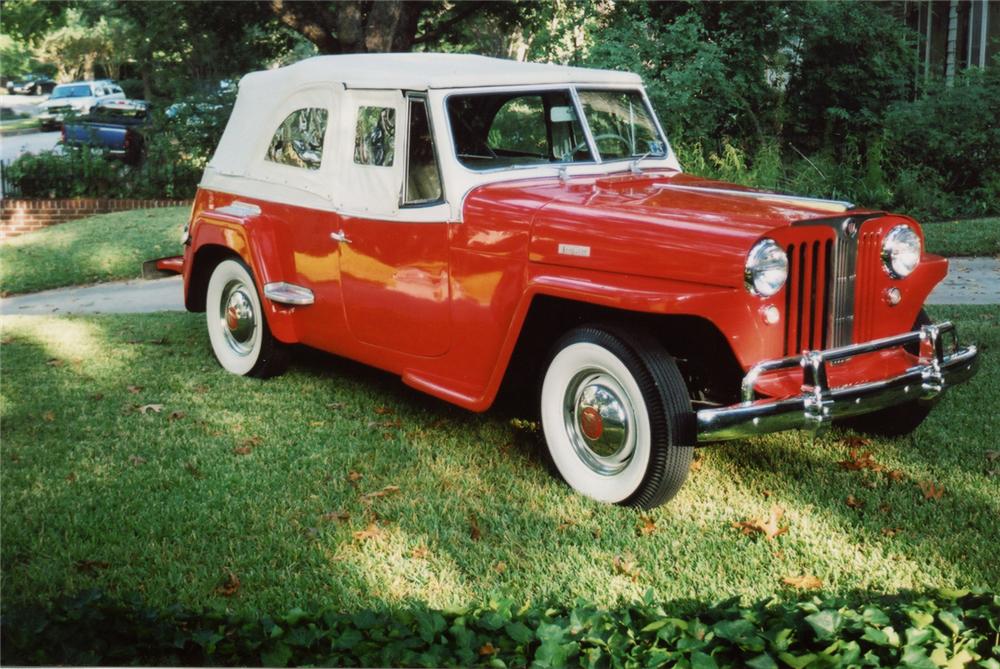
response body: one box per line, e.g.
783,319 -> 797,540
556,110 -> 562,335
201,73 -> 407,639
330,230 -> 352,244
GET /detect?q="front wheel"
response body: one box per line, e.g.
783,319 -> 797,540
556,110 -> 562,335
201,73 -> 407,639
540,326 -> 695,509
205,258 -> 289,378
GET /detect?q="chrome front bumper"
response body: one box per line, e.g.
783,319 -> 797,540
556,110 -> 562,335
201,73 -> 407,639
697,322 -> 979,442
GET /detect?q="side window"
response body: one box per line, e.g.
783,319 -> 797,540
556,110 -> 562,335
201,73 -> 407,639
265,107 -> 328,170
488,96 -> 547,157
354,106 -> 395,166
403,99 -> 442,205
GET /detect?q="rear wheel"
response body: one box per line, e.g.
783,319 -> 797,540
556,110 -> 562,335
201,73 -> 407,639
205,259 -> 288,378
840,309 -> 932,437
540,325 -> 694,509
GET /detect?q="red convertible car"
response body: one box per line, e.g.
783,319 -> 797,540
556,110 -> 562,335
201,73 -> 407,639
154,54 -> 979,509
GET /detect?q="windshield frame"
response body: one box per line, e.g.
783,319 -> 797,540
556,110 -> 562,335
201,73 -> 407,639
442,83 -> 672,175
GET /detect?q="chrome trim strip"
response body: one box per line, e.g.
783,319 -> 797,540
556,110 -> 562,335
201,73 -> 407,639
214,201 -> 262,218
697,321 -> 979,442
263,282 -> 314,306
654,184 -> 854,212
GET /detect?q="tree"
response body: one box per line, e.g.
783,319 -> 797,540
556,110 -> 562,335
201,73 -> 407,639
266,1 -> 527,54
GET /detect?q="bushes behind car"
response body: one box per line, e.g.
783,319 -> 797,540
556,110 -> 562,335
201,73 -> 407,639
6,88 -> 234,200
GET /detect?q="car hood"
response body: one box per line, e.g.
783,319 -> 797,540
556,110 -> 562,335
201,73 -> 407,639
523,170 -> 873,288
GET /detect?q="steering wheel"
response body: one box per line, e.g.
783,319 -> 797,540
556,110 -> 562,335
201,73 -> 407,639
563,133 -> 631,160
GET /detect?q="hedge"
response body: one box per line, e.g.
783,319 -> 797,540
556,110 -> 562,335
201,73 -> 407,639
2,589 -> 997,667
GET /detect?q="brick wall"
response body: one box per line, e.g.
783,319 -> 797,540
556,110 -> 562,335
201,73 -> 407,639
0,198 -> 191,240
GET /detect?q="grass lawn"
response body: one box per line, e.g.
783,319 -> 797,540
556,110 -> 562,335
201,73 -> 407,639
0,207 -> 187,295
1,306 -> 996,616
0,117 -> 40,135
922,217 -> 1000,257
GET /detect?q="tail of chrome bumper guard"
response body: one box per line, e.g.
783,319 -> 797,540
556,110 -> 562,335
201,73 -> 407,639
697,322 -> 979,442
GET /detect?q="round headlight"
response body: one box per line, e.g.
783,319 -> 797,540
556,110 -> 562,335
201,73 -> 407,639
881,225 -> 921,278
745,238 -> 788,297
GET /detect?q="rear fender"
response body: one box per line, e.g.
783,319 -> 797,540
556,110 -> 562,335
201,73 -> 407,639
185,211 -> 298,343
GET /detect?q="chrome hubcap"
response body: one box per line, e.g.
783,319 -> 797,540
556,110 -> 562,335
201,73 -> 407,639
219,280 -> 256,355
563,369 -> 635,475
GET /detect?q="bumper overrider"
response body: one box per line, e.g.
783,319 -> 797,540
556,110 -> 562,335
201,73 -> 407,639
697,322 -> 979,442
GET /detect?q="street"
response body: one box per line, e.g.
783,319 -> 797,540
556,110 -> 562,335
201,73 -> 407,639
1,130 -> 61,164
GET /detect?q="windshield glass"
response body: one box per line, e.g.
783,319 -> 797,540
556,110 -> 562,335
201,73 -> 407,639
51,84 -> 92,99
447,90 -> 593,170
576,89 -> 666,161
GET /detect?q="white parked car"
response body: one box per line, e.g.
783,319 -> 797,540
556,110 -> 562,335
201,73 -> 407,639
38,80 -> 126,130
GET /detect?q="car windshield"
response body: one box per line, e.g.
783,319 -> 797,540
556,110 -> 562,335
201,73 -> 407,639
576,89 -> 666,161
446,88 -> 666,171
51,84 -> 92,99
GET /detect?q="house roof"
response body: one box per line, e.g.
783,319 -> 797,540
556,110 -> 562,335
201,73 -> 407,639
241,53 -> 641,91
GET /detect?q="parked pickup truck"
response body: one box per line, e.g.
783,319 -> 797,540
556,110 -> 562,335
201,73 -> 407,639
61,99 -> 149,165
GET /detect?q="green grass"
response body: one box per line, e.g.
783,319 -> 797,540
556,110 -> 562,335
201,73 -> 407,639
922,217 -> 1000,257
0,116 -> 40,134
0,207 -> 187,295
2,306 -> 997,616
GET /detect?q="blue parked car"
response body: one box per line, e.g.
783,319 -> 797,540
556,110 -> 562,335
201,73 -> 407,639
61,99 -> 150,165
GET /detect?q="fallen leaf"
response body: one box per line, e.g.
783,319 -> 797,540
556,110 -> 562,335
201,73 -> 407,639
592,527 -> 603,539
321,510 -> 350,523
612,554 -> 640,582
732,505 -> 788,541
184,462 -> 203,479
168,410 -> 186,421
347,470 -> 363,483
240,436 -> 262,448
138,404 -> 164,415
127,385 -> 143,394
761,489 -> 773,498
128,455 -> 147,466
360,485 -> 401,504
637,514 -> 657,536
353,523 -> 385,542
374,406 -> 394,415
479,643 -> 498,656
918,480 -> 944,501
74,560 -> 110,574
493,561 -> 507,574
91,393 -> 104,401
782,574 -> 822,590
845,495 -> 865,510
411,545 -> 429,559
46,358 -> 64,367
193,384 -> 209,394
42,411 -> 55,422
984,450 -> 1000,462
885,469 -> 906,483
689,456 -> 703,473
838,449 -> 883,472
842,435 -> 871,449
215,570 -> 240,597
881,527 -> 902,537
233,446 -> 252,455
469,514 -> 482,541
556,518 -> 576,532
65,472 -> 77,483
309,420 -> 325,427
878,503 -> 892,514
326,402 -> 345,410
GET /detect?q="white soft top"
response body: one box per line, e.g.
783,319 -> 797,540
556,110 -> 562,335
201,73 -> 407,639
204,53 -> 676,222
240,53 -> 641,91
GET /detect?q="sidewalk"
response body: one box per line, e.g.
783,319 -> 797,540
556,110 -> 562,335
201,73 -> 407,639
1,257 -> 997,316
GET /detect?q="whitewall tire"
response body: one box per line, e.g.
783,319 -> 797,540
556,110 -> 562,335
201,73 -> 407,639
540,326 -> 694,508
205,258 -> 289,378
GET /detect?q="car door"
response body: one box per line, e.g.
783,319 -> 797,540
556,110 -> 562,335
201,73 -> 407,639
336,92 -> 452,358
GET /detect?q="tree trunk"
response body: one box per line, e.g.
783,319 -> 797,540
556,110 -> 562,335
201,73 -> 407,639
945,0 -> 958,86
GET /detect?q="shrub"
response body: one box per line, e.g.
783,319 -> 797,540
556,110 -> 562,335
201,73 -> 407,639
883,68 -> 1000,218
2,589 -> 997,667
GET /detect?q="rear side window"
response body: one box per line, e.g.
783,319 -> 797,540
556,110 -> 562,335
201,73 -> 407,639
354,106 -> 395,166
403,98 -> 442,205
266,107 -> 328,170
